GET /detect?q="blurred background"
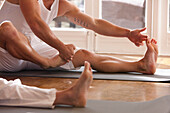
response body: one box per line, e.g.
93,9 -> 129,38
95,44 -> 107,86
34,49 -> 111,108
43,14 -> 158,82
0,0 -> 146,29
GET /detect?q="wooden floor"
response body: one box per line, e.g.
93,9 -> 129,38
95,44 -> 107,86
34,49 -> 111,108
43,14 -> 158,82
2,54 -> 170,102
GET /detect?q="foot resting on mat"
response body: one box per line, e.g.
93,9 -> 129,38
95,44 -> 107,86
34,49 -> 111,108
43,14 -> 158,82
53,61 -> 93,107
138,39 -> 158,74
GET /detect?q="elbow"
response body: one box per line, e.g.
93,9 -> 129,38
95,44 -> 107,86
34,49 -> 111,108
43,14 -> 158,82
88,18 -> 99,31
94,19 -> 100,27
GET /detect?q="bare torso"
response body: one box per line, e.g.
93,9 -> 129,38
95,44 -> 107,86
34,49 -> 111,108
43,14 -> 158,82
6,0 -> 54,10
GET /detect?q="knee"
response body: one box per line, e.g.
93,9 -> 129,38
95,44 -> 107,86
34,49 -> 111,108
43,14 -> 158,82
76,49 -> 92,56
0,21 -> 19,41
1,21 -> 14,30
75,49 -> 94,61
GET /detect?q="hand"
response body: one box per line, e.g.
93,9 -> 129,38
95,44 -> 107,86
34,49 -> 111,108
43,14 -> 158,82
59,44 -> 76,62
128,28 -> 148,47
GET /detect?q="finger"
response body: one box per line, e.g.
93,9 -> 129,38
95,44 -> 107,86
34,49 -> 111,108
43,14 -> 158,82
135,43 -> 140,47
139,40 -> 143,44
66,59 -> 70,62
73,45 -> 76,50
139,27 -> 146,32
64,57 -> 70,62
140,42 -> 144,46
141,38 -> 147,41
70,44 -> 76,49
139,35 -> 147,41
140,35 -> 148,39
63,57 -> 69,62
65,56 -> 71,61
71,52 -> 75,57
137,42 -> 143,46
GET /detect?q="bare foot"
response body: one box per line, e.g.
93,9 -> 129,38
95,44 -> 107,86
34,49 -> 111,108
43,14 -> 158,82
49,55 -> 66,68
138,39 -> 158,74
54,61 -> 93,107
43,55 -> 66,69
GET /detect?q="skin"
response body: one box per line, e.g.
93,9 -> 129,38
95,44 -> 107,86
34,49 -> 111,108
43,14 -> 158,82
53,61 -> 93,107
0,0 -> 158,106
0,0 -> 150,68
0,0 -> 157,74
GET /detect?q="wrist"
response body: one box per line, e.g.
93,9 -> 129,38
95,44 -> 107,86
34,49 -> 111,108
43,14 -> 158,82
57,43 -> 66,53
127,29 -> 131,38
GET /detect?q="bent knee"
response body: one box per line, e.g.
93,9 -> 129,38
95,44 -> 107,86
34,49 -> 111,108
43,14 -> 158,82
0,21 -> 14,31
0,21 -> 20,42
0,21 -> 17,37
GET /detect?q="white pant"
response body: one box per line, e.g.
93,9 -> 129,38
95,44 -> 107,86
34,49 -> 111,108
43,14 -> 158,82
0,78 -> 56,108
0,34 -> 80,72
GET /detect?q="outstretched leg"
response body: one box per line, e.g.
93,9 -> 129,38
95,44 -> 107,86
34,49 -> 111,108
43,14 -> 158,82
72,39 -> 158,74
53,61 -> 93,107
0,21 -> 65,69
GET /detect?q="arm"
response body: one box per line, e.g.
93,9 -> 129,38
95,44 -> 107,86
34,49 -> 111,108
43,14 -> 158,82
19,0 -> 74,61
59,0 -> 147,47
0,78 -> 56,108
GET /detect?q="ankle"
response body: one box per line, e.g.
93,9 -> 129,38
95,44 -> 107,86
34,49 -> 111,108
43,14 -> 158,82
138,59 -> 156,74
137,60 -> 146,72
54,91 -> 73,105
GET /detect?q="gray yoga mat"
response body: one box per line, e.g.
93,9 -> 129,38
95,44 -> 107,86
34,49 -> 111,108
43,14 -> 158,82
0,68 -> 170,82
1,95 -> 170,113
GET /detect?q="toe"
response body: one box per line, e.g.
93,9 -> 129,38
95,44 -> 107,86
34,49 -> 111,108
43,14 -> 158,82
146,39 -> 152,48
151,42 -> 158,54
151,39 -> 157,44
84,61 -> 92,72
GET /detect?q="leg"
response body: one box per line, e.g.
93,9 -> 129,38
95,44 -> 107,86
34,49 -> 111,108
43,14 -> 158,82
72,39 -> 158,74
0,62 -> 92,107
0,21 -> 65,69
53,61 -> 93,107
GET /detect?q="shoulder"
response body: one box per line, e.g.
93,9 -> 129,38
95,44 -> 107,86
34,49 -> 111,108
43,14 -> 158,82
58,0 -> 79,16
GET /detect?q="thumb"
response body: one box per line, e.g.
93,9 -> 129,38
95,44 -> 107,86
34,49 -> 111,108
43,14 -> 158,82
139,27 -> 146,32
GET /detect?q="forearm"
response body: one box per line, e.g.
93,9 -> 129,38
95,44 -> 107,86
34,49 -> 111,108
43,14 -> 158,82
91,19 -> 130,37
67,11 -> 130,38
30,19 -> 66,52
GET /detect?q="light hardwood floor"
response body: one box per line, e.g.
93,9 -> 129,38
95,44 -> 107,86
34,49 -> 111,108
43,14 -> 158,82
2,54 -> 170,102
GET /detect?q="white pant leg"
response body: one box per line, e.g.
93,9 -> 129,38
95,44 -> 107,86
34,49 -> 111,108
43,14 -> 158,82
0,78 -> 56,108
0,48 -> 28,72
0,34 -> 33,72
